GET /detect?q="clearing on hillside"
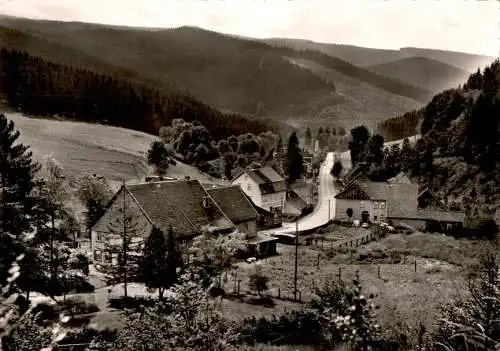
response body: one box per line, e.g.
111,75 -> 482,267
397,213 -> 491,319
4,112 -> 223,185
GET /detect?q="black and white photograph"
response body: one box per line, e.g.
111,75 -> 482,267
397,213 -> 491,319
0,0 -> 498,350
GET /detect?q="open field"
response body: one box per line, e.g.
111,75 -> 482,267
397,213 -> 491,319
4,112 -> 223,186
231,230 -> 499,333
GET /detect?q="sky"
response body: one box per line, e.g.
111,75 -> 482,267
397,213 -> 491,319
0,0 -> 498,57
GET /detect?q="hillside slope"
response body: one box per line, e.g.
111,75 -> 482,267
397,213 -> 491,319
3,112 -> 222,185
264,38 -> 495,73
367,56 -> 471,93
284,57 -> 422,129
0,16 -> 431,128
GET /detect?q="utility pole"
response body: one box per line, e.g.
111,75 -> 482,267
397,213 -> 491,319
328,199 -> 331,221
294,217 -> 299,301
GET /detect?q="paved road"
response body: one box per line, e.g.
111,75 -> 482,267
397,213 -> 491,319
261,152 -> 339,235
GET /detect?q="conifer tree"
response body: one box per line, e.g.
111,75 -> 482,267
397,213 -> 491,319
140,226 -> 182,300
103,185 -> 143,298
0,114 -> 40,286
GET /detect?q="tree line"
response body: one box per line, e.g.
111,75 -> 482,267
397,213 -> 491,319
0,48 -> 278,141
346,60 -> 500,228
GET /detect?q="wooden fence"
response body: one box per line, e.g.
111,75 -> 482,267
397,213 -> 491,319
306,230 -> 377,251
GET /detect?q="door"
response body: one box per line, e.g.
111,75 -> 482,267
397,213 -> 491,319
361,211 -> 370,223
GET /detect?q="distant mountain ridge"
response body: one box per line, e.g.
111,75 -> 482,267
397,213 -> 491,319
263,38 -> 495,72
0,16 -> 490,131
367,56 -> 471,93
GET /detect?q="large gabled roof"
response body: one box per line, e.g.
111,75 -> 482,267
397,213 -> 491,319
124,179 -> 234,238
206,185 -> 259,224
335,182 -> 370,200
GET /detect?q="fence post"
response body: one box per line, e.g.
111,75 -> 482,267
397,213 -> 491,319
237,279 -> 241,294
377,265 -> 381,279
317,254 -> 320,269
234,269 -> 238,293
278,287 -> 281,299
299,290 -> 302,302
403,254 -> 406,264
338,267 -> 342,281
414,260 -> 417,273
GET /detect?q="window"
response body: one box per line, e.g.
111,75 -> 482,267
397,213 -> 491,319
373,202 -> 379,209
374,216 -> 378,220
380,202 -> 386,209
94,250 -> 102,262
96,233 -> 104,242
247,183 -> 252,191
360,201 -> 365,209
103,251 -> 111,263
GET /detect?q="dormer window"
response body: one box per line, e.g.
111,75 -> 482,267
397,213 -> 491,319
247,184 -> 252,191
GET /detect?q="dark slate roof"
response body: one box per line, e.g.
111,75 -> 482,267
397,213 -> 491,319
289,180 -> 313,203
418,209 -> 466,223
206,186 -> 259,224
247,234 -> 279,245
126,180 -> 234,238
389,209 -> 466,223
359,182 -> 390,200
335,182 -> 370,200
386,183 -> 419,217
284,195 -> 307,216
233,166 -> 287,195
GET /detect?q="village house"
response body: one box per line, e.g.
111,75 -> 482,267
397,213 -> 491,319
90,179 -> 234,267
206,185 -> 259,236
91,179 -> 280,267
334,180 -> 419,223
336,170 -> 466,232
206,185 -> 278,257
230,165 -> 287,217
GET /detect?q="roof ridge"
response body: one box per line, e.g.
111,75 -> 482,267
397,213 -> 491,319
123,185 -> 155,225
202,187 -> 235,228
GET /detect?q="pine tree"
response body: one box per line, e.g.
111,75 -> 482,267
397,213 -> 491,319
286,131 -> 304,181
103,185 -> 143,298
140,226 -> 182,300
0,114 -> 40,287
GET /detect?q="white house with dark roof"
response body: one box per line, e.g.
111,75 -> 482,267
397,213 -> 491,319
335,180 -> 419,223
230,165 -> 287,216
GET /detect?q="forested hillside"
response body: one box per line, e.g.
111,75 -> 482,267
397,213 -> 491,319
359,60 -> 500,216
0,48 -> 277,140
367,56 -> 470,93
0,16 -> 434,129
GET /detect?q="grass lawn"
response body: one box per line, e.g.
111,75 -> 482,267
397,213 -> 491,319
5,112 -> 222,185
229,229 -> 499,334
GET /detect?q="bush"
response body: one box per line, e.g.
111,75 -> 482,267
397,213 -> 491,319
249,272 -> 269,297
108,296 -> 157,311
233,310 -> 325,346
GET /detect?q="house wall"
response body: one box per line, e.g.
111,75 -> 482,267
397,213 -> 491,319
91,187 -> 153,265
235,220 -> 257,236
371,200 -> 388,222
335,199 -> 387,222
261,191 -> 287,212
232,175 -> 263,208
